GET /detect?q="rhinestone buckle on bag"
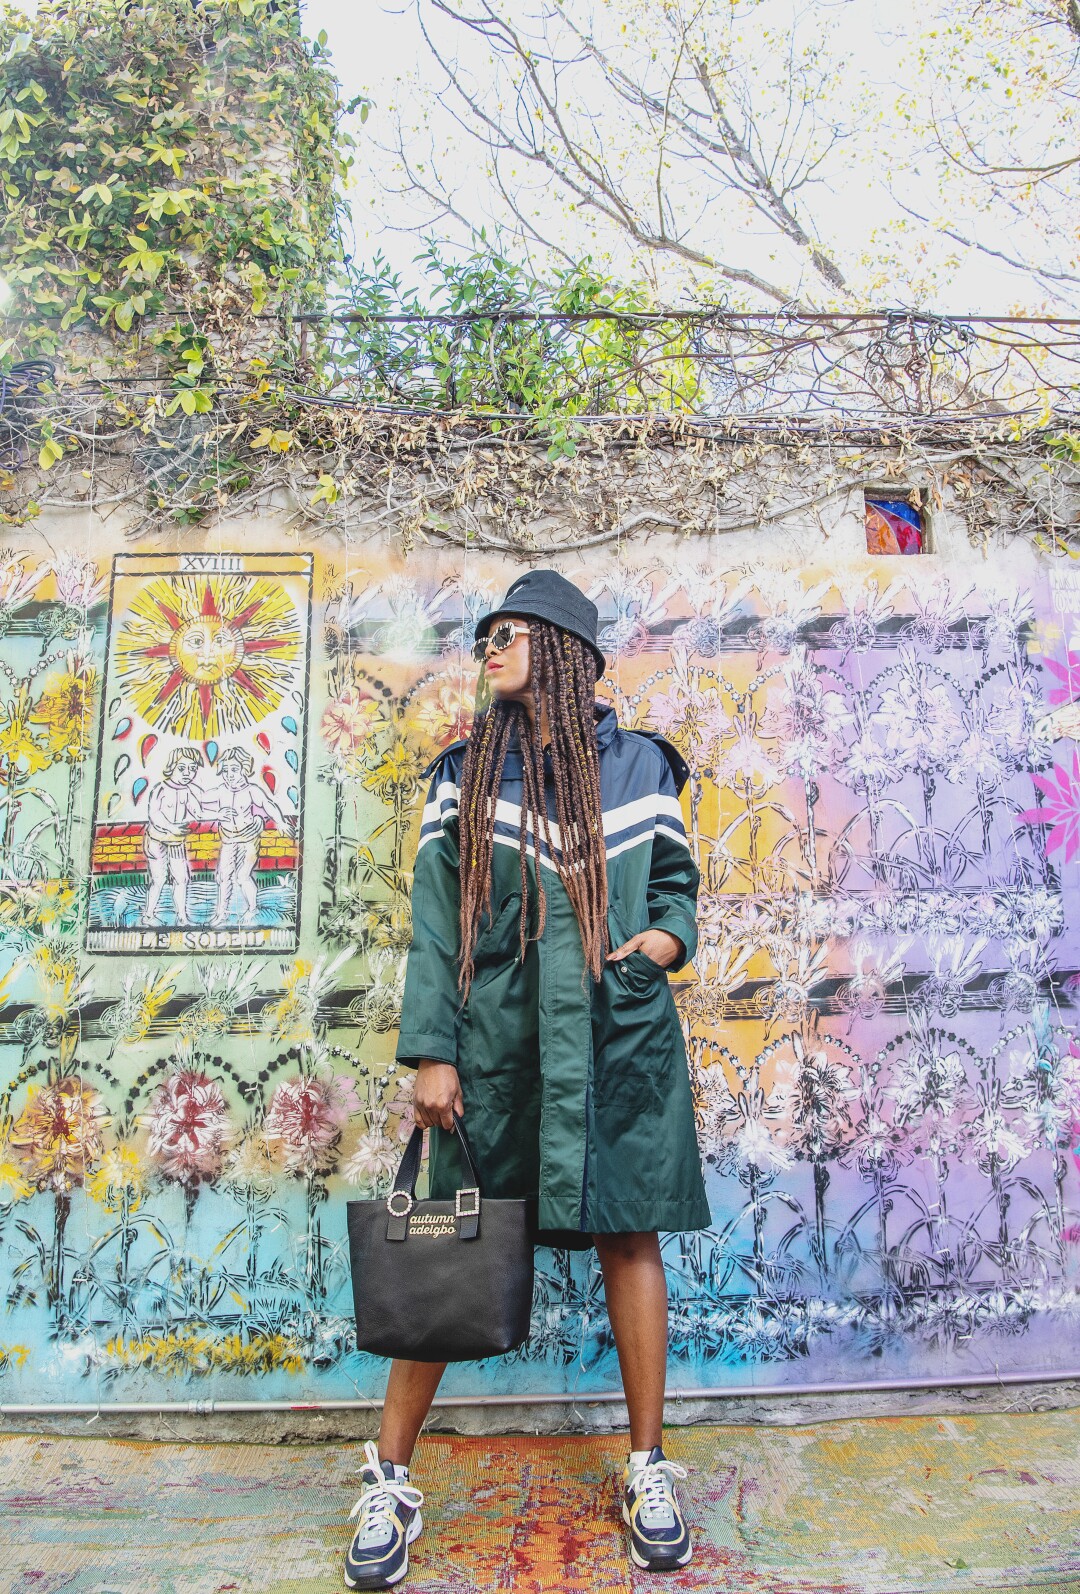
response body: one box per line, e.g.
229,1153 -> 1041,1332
455,1187 -> 480,1218
386,1190 -> 414,1218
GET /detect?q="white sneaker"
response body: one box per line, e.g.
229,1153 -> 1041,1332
344,1440 -> 424,1589
622,1446 -> 692,1570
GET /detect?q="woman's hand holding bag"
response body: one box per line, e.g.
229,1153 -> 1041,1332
412,1060 -> 464,1130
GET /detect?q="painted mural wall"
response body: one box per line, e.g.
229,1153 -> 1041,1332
1,503 -> 1078,1405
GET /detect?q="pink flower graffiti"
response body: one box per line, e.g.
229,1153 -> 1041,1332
1045,648 -> 1080,708
146,1070 -> 232,1186
1019,749 -> 1080,863
262,1072 -> 359,1175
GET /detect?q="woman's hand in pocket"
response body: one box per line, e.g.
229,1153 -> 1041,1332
606,928 -> 684,970
413,1061 -> 464,1131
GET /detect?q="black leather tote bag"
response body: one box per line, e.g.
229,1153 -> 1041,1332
347,1117 -> 534,1362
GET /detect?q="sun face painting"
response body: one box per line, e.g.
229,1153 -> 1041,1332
114,574 -> 301,740
88,554 -> 311,954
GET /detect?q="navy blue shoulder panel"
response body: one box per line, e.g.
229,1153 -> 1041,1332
421,738 -> 468,783
622,729 -> 691,794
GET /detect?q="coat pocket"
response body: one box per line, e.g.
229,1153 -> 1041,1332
470,891 -> 523,989
615,948 -> 669,997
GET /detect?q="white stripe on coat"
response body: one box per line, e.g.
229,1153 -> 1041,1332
416,785 -> 689,858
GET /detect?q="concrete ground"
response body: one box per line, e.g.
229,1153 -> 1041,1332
3,1406 -> 1080,1593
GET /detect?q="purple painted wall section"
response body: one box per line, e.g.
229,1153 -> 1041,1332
0,537 -> 1077,1401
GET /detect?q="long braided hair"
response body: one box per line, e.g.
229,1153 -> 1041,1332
457,620 -> 608,1000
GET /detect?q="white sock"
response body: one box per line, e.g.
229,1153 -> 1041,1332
385,1460 -> 410,1480
628,1449 -> 655,1469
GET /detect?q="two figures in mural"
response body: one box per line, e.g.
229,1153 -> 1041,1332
88,562 -> 308,945
145,744 -> 292,927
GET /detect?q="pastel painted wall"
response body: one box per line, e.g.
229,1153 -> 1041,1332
1,499 -> 1078,1405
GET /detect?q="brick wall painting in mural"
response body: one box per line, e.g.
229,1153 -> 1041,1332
87,554 -> 311,954
1,527 -> 1079,1402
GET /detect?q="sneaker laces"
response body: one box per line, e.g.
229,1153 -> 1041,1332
628,1456 -> 688,1527
349,1440 -> 424,1548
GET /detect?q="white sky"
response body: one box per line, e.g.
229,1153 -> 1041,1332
298,0 -> 1054,311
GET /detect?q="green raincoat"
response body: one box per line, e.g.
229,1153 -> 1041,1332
396,702 -> 711,1242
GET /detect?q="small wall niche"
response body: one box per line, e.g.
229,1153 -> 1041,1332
864,493 -> 927,555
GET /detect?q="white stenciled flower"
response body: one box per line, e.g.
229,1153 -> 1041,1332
968,1105 -> 1029,1172
751,571 -> 833,653
371,577 -> 452,657
51,555 -> 107,611
888,1042 -> 968,1124
972,581 -> 1035,652
985,663 -> 1046,761
760,646 -> 852,780
590,566 -> 680,658
830,576 -> 904,653
945,710 -> 1005,789
733,1115 -> 792,1173
648,677 -> 730,761
1015,890 -> 1064,946
842,938 -> 912,1019
906,578 -> 974,653
0,551 -> 49,612
341,1130 -> 399,1187
715,712 -> 780,791
846,1108 -> 912,1179
920,935 -> 989,1016
916,895 -> 964,939
874,656 -> 961,774
840,728 -> 896,788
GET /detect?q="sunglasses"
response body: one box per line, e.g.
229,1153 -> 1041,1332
471,620 -> 530,663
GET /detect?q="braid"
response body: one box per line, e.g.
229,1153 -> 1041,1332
457,702 -> 513,1000
532,625 -> 607,978
457,618 -> 608,997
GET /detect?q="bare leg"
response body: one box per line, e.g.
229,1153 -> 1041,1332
378,1358 -> 447,1466
236,838 -> 259,922
594,1231 -> 668,1453
212,841 -> 237,925
170,858 -> 190,924
146,844 -> 168,923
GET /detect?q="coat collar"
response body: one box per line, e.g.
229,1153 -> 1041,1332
594,700 -> 619,749
505,699 -> 617,760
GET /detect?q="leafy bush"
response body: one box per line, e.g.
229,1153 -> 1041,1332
0,0 -> 351,406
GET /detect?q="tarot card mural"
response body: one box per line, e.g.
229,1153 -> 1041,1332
87,553 -> 311,952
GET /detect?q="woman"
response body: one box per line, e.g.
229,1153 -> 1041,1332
345,570 -> 710,1590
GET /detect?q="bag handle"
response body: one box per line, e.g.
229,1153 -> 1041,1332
386,1115 -> 481,1241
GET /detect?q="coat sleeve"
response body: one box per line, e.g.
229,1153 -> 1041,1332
646,756 -> 700,972
395,757 -> 463,1070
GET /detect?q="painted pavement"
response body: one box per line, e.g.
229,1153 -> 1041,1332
2,1414 -> 1080,1591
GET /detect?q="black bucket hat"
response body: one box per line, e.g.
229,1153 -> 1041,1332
474,570 -> 606,674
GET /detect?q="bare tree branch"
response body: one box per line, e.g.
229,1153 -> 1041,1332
893,198 -> 1080,295
360,0 -> 1079,316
